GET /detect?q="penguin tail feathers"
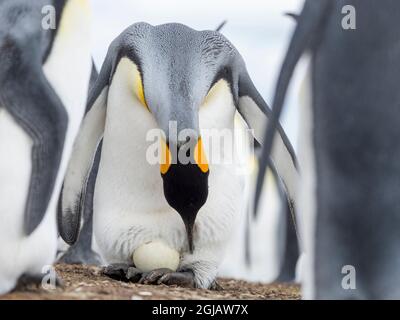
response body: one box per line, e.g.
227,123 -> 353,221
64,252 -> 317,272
58,88 -> 107,245
215,20 -> 227,32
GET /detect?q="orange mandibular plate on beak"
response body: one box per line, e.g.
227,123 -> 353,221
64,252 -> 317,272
160,139 -> 172,174
194,138 -> 209,173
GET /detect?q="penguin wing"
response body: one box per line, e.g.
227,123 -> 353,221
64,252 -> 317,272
58,46 -> 115,244
237,70 -> 298,216
254,0 -> 332,214
238,69 -> 300,279
0,34 -> 68,236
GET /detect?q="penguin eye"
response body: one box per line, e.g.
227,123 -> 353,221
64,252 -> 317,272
133,67 -> 148,108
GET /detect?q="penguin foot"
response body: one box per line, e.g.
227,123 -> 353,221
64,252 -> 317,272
138,268 -> 174,285
157,270 -> 196,288
58,246 -> 102,265
15,272 -> 64,291
126,267 -> 143,282
102,263 -> 133,281
137,268 -> 195,288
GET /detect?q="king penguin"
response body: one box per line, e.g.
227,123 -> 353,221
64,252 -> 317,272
59,22 -> 298,289
0,0 -> 92,294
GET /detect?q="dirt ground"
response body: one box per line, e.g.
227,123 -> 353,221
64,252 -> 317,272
1,264 -> 301,300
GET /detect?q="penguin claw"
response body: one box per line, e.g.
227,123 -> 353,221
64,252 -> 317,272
102,265 -> 196,288
102,263 -> 132,281
126,267 -> 143,282
58,247 -> 102,265
139,268 -> 173,285
157,270 -> 196,288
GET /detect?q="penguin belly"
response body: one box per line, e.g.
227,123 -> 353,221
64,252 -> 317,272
93,151 -> 242,270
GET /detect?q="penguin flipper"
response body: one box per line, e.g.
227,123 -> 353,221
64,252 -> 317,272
58,50 -> 114,244
58,90 -> 107,244
268,157 -> 299,283
254,0 -> 332,214
275,200 -> 299,282
0,38 -> 68,236
244,156 -> 299,275
237,70 -> 298,217
57,60 -> 102,263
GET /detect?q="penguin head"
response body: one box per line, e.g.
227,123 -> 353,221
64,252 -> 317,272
121,23 -> 245,252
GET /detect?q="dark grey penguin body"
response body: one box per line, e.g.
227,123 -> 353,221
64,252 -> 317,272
258,0 -> 400,299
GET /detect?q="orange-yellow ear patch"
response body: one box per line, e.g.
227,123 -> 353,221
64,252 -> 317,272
194,138 -> 209,173
160,139 -> 172,175
133,65 -> 148,109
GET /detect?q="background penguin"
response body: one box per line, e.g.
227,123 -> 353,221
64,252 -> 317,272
257,0 -> 400,299
0,0 -> 92,294
58,22 -> 298,289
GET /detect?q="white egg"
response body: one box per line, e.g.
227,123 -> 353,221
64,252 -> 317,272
133,241 -> 180,272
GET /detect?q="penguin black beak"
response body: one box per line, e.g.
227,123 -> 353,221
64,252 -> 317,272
182,209 -> 196,253
160,138 -> 209,253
